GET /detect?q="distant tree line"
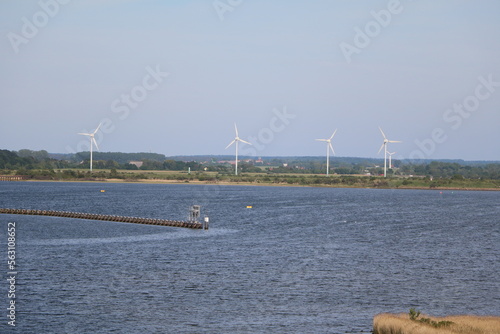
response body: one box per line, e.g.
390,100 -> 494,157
73,151 -> 166,164
399,161 -> 500,179
0,149 -> 225,174
1,150 -> 67,170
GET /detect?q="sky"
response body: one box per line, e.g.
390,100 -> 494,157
1,0 -> 499,161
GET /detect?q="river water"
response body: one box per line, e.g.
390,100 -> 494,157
0,182 -> 499,333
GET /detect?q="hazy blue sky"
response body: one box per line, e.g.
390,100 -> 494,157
1,0 -> 499,160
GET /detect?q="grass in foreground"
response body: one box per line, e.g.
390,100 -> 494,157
373,312 -> 500,334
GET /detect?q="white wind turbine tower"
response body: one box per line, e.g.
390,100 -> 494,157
316,129 -> 337,176
377,127 -> 401,177
78,123 -> 102,172
387,151 -> 396,169
225,123 -> 252,176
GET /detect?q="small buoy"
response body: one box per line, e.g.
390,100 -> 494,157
246,205 -> 253,209
100,190 -> 106,193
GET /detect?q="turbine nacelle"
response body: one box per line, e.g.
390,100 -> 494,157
226,124 -> 251,149
78,122 -> 102,151
315,129 -> 337,155
377,127 -> 401,154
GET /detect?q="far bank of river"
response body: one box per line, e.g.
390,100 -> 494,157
14,175 -> 500,191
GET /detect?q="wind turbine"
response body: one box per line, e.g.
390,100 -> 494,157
78,123 -> 102,172
315,129 -> 337,176
377,127 -> 401,177
387,151 -> 396,169
225,123 -> 252,175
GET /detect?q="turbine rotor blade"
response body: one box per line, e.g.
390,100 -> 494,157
378,143 -> 385,154
225,140 -> 236,149
93,122 -> 102,134
316,139 -> 327,142
329,143 -> 335,155
329,129 -> 337,140
239,138 -> 252,145
78,133 -> 91,136
388,140 -> 402,143
234,123 -> 239,137
92,137 -> 99,151
379,127 -> 387,139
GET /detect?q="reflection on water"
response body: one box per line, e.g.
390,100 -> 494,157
25,227 -> 239,246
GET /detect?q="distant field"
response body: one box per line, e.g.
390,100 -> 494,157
373,313 -> 500,334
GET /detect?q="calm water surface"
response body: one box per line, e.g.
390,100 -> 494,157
0,182 -> 499,333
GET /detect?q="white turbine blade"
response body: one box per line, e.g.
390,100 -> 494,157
225,140 -> 236,149
239,138 -> 252,145
377,142 -> 385,154
315,139 -> 327,142
329,129 -> 337,140
93,122 -> 103,134
234,123 -> 239,137
388,140 -> 402,143
92,137 -> 99,151
329,142 -> 335,155
379,127 -> 387,139
78,133 -> 91,136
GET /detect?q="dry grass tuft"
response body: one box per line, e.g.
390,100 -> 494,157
373,313 -> 500,334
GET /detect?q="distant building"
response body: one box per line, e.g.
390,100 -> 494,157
129,161 -> 143,168
218,160 -> 236,165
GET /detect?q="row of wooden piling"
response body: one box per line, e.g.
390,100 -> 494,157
0,208 -> 205,229
0,175 -> 28,181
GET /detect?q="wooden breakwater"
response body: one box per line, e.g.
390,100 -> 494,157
0,175 -> 28,181
0,208 -> 208,230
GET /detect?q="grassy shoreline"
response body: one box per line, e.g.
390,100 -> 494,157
16,176 -> 500,191
373,313 -> 500,334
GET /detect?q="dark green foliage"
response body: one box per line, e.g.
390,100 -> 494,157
75,151 -> 166,164
0,150 -> 34,169
163,160 -> 204,171
409,308 -> 421,320
409,308 -> 454,328
402,161 -> 500,179
140,159 -> 164,170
